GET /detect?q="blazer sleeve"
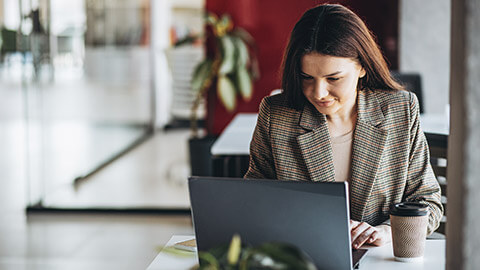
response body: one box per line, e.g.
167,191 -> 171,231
244,97 -> 276,179
403,92 -> 444,235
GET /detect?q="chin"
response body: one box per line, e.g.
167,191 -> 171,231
313,104 -> 337,115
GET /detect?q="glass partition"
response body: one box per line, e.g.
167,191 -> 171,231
0,0 -> 154,210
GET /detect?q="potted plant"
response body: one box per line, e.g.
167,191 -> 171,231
188,13 -> 258,176
196,234 -> 317,270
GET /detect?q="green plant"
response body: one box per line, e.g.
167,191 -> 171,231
195,234 -> 318,270
190,13 -> 259,137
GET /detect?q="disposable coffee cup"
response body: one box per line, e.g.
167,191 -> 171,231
390,202 -> 429,262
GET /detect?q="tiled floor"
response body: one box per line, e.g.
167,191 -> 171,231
0,213 -> 193,270
0,122 -> 195,269
0,58 -> 195,269
43,129 -> 192,209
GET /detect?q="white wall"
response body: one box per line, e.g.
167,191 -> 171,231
2,0 -> 20,29
399,0 -> 450,114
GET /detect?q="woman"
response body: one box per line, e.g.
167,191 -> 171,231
244,4 -> 443,249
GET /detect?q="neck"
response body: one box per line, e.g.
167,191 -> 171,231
326,89 -> 358,122
326,99 -> 357,125
326,101 -> 358,138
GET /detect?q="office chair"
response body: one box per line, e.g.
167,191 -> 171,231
390,71 -> 424,113
429,136 -> 447,238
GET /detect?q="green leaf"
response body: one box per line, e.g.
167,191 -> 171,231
218,36 -> 235,75
206,13 -> 218,26
191,59 -> 213,93
217,75 -> 237,112
219,14 -> 232,30
213,14 -> 232,37
198,251 -> 220,270
252,243 -> 318,270
232,36 -> 249,68
232,28 -> 255,46
235,67 -> 252,101
227,234 -> 241,265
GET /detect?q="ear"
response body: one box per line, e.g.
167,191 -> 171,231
359,68 -> 366,78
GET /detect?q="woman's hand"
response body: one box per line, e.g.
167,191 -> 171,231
350,220 -> 391,249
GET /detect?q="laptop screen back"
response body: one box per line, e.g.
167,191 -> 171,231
188,177 -> 353,270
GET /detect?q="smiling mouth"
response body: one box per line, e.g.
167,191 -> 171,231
315,100 -> 335,107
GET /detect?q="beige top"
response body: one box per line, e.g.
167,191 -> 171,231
331,129 -> 354,182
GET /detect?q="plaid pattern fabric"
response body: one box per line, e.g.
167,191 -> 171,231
245,89 -> 443,235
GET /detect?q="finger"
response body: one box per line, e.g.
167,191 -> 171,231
350,221 -> 367,235
351,222 -> 370,246
355,227 -> 375,248
350,220 -> 360,229
351,222 -> 369,237
353,227 -> 376,249
371,231 -> 390,246
368,231 -> 378,243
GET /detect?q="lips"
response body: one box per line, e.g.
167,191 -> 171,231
314,100 -> 335,107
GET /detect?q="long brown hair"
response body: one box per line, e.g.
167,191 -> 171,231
281,4 -> 404,110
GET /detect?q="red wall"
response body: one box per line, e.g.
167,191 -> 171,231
206,0 -> 398,135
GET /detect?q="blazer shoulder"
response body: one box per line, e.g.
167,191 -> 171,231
260,93 -> 300,124
373,89 -> 418,113
262,93 -> 289,106
373,89 -> 411,103
261,93 -> 298,113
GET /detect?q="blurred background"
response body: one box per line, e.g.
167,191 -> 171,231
0,0 -> 450,269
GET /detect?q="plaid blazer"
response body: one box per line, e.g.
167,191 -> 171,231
244,89 -> 443,235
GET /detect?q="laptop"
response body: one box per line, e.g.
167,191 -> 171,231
188,176 -> 368,270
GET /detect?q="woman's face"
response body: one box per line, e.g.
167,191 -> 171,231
301,53 -> 365,118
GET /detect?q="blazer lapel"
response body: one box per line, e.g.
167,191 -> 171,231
350,90 -> 388,221
297,102 -> 335,182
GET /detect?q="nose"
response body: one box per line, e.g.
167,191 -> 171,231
314,80 -> 329,99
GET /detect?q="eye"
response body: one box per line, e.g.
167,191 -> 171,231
327,77 -> 340,82
300,73 -> 314,80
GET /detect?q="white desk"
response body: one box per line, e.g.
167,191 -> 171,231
147,235 -> 445,270
211,113 -> 449,156
210,113 -> 258,156
359,239 -> 445,269
146,235 -> 197,270
420,114 -> 449,136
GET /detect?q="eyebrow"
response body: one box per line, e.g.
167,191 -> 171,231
300,71 -> 343,77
